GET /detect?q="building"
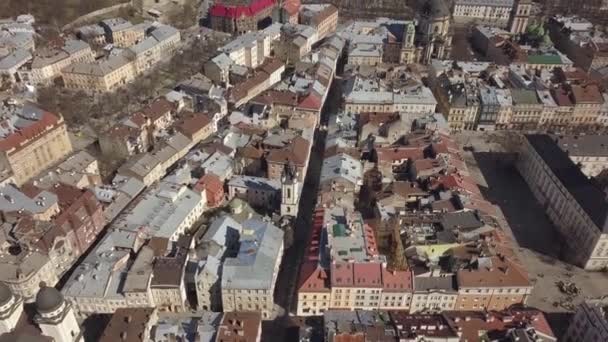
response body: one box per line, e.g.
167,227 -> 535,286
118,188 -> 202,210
209,0 -> 277,35
112,180 -> 206,242
410,275 -> 458,313
34,286 -> 82,342
63,25 -> 180,93
299,4 -> 339,40
100,18 -> 145,48
99,308 -> 158,342
417,0 -> 453,64
221,219 -> 284,319
453,0 -> 515,28
517,134 -> 608,270
150,236 -> 190,312
0,101 -> 73,186
509,0 -> 532,34
194,173 -> 225,208
555,135 -> 608,177
219,31 -> 271,69
563,301 -> 608,342
456,256 -> 533,311
215,311 -> 261,342
19,39 -> 93,85
0,282 -> 23,335
510,89 -> 542,130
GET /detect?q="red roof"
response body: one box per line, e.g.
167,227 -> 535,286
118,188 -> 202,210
331,262 -> 354,287
298,262 -> 330,292
381,267 -> 413,292
352,262 -> 382,288
298,92 -> 322,111
377,147 -> 425,163
194,173 -> 224,194
210,0 -> 275,18
0,107 -> 61,153
282,0 -> 301,15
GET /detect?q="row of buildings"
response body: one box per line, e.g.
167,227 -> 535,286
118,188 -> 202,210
0,16 -> 181,93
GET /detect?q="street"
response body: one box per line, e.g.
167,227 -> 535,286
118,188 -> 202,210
261,75 -> 340,341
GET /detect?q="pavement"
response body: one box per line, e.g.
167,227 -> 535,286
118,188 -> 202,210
454,131 -> 608,339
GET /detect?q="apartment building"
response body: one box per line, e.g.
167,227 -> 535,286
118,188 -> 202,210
62,54 -> 137,93
510,89 -> 543,130
19,39 -> 93,85
343,77 -> 437,115
209,0 -> 276,35
219,31 -> 271,69
453,0 -> 515,27
216,311 -> 262,342
221,219 -> 284,319
100,18 -> 146,48
563,301 -> 608,342
0,101 -> 73,186
410,275 -> 458,313
570,84 -> 604,127
299,4 -> 339,40
456,257 -> 533,311
517,134 -> 608,270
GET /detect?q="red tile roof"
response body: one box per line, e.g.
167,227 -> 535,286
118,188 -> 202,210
176,112 -> 212,138
297,92 -> 323,111
331,262 -> 354,287
298,262 -> 330,292
266,136 -> 310,166
352,262 -> 382,288
282,0 -> 301,15
381,267 -> 413,292
457,256 -> 531,288
137,98 -> 175,122
210,0 -> 275,18
570,84 -> 603,104
194,173 -> 224,194
0,108 -> 61,153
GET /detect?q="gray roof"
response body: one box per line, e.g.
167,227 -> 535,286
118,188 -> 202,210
202,215 -> 242,247
0,48 -> 31,70
150,25 -> 180,42
35,286 -> 64,313
221,219 -> 283,290
63,53 -> 132,77
0,184 -> 58,216
414,275 -> 457,292
228,175 -> 280,193
113,181 -> 203,240
320,153 -> 363,186
439,211 -> 483,231
555,135 -> 608,157
201,152 -> 233,179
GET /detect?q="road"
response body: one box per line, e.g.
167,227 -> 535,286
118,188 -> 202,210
261,75 -> 341,341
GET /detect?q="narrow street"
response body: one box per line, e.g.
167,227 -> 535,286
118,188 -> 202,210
262,76 -> 341,340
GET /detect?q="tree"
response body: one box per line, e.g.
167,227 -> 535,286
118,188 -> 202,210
389,219 -> 407,270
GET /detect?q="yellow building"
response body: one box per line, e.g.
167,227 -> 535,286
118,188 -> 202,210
0,102 -> 73,186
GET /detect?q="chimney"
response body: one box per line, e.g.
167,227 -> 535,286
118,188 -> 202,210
120,332 -> 128,340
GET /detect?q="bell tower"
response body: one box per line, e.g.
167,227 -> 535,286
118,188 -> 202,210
280,162 -> 299,217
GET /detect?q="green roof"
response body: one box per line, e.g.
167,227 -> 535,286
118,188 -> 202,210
511,89 -> 540,105
526,54 -> 562,65
333,224 -> 347,237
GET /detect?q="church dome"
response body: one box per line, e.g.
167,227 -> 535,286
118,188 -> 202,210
0,282 -> 12,306
35,286 -> 64,313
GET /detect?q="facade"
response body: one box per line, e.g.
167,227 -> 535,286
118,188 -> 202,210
563,301 -> 608,342
100,18 -> 146,48
410,275 -> 458,313
509,0 -> 532,34
19,39 -> 93,85
34,287 -> 82,342
0,283 -> 23,335
299,4 -> 339,40
221,219 -> 284,319
0,101 -> 73,186
453,0 -> 514,27
517,134 -> 608,270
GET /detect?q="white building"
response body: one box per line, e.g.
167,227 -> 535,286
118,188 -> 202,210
35,287 -> 82,342
517,134 -> 608,270
221,219 -> 284,319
